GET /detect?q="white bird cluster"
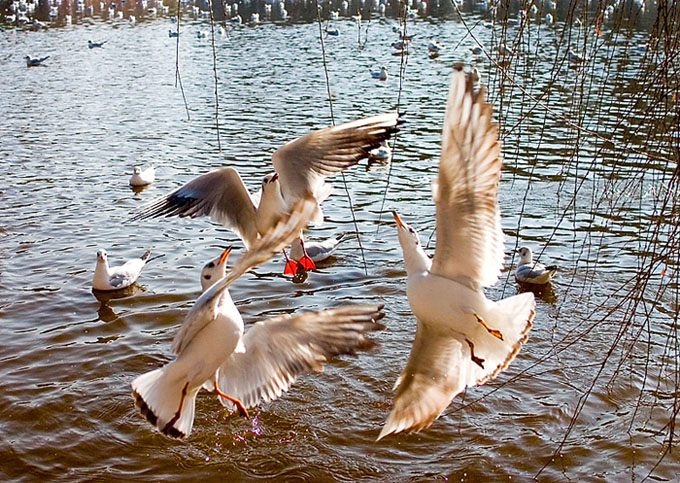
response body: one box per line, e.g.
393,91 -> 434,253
116,66 -> 550,441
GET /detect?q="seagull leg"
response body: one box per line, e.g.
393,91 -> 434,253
282,249 -> 299,275
465,339 -> 485,370
162,382 -> 189,436
473,313 -> 504,341
214,382 -> 249,418
297,238 -> 316,270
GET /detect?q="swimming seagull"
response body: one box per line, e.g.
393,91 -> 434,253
25,55 -> 49,67
370,66 -> 388,80
88,40 -> 107,48
93,248 -> 152,291
132,200 -> 385,438
427,40 -> 444,54
289,230 -> 354,266
379,65 -> 535,440
131,113 -> 401,250
515,246 -> 557,285
129,165 -> 155,187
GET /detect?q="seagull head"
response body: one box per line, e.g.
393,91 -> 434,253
96,249 -> 108,263
133,166 -> 142,175
392,211 -> 422,248
517,246 -> 533,264
200,246 -> 231,291
262,172 -> 279,188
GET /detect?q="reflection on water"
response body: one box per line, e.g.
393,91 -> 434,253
1,7 -> 678,482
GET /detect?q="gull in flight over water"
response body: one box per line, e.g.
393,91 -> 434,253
380,65 -> 535,440
131,199 -> 385,438
92,248 -> 152,291
131,112 -> 401,251
515,246 -> 557,285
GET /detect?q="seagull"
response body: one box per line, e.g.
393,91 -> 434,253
515,246 -> 557,285
196,30 -> 206,39
93,248 -> 152,291
379,65 -> 535,440
497,44 -> 513,55
427,40 -> 444,54
129,166 -> 155,187
25,55 -> 49,67
471,45 -> 483,55
289,231 -> 354,265
325,26 -> 339,36
131,112 -> 401,250
368,140 -> 392,165
132,200 -> 385,438
568,50 -> 584,64
168,29 -> 178,37
88,40 -> 107,48
391,40 -> 410,50
370,66 -> 388,80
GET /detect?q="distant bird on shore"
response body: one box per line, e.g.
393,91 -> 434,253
25,55 -> 49,67
370,66 -> 388,80
379,66 -> 535,440
131,112 -> 401,250
515,246 -> 558,285
92,248 -> 152,291
129,166 -> 155,187
131,205 -> 386,438
230,14 -> 242,24
88,40 -> 107,48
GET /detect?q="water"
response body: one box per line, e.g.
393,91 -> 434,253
1,12 -> 679,481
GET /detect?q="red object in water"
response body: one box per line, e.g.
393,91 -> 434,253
298,255 -> 316,271
284,259 -> 299,275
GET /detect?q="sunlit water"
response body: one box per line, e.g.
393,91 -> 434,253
1,12 -> 678,481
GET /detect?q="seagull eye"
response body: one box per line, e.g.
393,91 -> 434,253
207,262 -> 215,268
204,274 -> 211,280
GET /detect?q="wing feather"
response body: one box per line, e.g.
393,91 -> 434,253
430,67 -> 504,289
272,112 -> 402,202
216,305 -> 386,409
131,167 -> 259,249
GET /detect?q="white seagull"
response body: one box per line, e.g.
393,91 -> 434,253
370,66 -> 388,80
25,55 -> 49,67
131,113 -> 401,250
129,166 -> 155,187
288,230 -> 354,269
132,200 -> 385,438
93,248 -> 152,291
379,66 -> 535,440
515,246 -> 557,285
88,40 -> 107,48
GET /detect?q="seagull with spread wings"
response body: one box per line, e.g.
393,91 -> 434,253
131,113 -> 401,271
131,199 -> 385,438
380,66 -> 535,440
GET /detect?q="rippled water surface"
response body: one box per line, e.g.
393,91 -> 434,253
1,11 -> 679,482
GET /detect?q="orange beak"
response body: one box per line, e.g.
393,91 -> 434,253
392,211 -> 405,228
218,246 -> 232,265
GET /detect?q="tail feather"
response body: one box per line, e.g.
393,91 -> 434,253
476,292 -> 535,386
131,366 -> 198,438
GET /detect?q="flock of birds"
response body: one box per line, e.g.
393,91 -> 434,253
91,65 -> 558,440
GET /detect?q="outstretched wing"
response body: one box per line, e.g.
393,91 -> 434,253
131,167 -> 259,249
431,66 -> 504,289
171,198 -> 317,355
216,305 -> 386,409
272,112 -> 402,203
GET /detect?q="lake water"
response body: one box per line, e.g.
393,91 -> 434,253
1,6 -> 679,481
